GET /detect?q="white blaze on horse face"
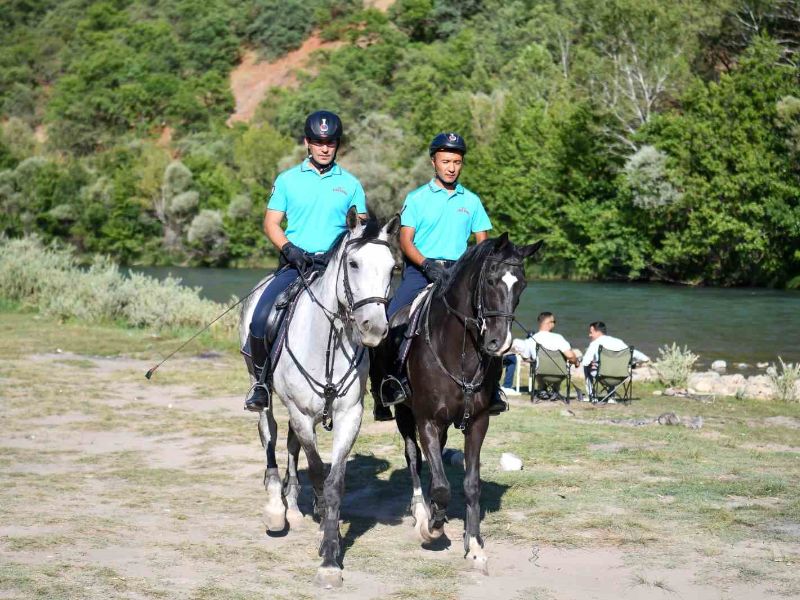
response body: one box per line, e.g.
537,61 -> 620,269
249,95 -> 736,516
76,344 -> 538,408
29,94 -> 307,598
501,270 -> 517,292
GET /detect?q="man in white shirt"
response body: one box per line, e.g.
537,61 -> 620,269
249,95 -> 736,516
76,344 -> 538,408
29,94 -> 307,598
511,312 -> 579,398
581,321 -> 650,399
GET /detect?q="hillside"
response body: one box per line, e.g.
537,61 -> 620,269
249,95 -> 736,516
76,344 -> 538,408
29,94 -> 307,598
1,0 -> 799,285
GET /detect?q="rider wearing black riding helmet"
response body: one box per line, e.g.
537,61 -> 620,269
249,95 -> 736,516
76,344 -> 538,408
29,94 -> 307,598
242,110 -> 368,412
373,131 -> 508,420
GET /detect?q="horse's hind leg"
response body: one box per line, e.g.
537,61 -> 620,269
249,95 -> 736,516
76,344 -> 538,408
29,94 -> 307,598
283,424 -> 303,527
258,409 -> 286,532
418,418 -> 449,541
463,412 -> 490,574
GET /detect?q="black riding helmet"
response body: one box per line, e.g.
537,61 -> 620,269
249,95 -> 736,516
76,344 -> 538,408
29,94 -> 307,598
429,132 -> 467,156
304,110 -> 343,143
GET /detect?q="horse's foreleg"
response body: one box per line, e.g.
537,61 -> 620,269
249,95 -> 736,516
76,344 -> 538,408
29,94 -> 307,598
463,412 -> 489,574
395,404 -> 427,529
418,419 -> 449,540
314,401 -> 362,589
258,410 -> 285,532
284,424 -> 303,527
288,412 -> 325,522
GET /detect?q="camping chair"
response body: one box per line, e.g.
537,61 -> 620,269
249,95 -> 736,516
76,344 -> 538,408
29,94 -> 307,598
530,345 -> 571,404
589,346 -> 634,404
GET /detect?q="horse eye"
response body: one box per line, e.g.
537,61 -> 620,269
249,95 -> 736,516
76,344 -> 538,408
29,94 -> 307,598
487,277 -> 497,286
348,260 -> 358,269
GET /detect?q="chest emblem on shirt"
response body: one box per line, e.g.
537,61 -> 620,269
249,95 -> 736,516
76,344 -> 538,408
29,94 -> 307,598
332,186 -> 348,196
456,207 -> 470,216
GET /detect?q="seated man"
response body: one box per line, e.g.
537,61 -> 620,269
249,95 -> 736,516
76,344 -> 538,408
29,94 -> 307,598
512,312 -> 579,397
580,321 -> 648,400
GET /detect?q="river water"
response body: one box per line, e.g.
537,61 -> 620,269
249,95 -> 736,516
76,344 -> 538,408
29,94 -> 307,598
134,267 -> 800,370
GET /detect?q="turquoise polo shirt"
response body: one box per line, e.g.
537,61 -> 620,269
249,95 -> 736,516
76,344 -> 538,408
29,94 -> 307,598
400,180 -> 492,261
267,159 -> 367,253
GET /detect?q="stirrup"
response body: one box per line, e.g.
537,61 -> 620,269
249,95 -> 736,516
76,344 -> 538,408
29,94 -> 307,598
244,383 -> 271,412
379,375 -> 410,407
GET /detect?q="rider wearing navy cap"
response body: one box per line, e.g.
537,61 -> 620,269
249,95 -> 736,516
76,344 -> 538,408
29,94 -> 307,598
244,110 -> 367,411
376,132 -> 507,419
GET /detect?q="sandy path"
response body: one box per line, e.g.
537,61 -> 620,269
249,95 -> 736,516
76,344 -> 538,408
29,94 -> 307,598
0,352 -> 789,599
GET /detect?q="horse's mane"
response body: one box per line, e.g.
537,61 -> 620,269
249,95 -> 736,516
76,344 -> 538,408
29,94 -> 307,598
435,238 -> 497,298
321,217 -> 382,263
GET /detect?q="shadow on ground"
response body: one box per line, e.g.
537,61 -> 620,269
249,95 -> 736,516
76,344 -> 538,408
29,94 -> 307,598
290,452 -> 510,562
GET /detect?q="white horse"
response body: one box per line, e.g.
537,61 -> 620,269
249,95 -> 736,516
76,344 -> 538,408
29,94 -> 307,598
239,208 -> 398,588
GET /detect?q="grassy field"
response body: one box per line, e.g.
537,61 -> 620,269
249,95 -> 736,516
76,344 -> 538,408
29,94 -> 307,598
1,310 -> 799,599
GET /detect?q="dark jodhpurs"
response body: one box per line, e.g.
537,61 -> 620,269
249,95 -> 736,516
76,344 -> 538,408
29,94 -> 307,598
249,267 -> 300,339
386,263 -> 430,319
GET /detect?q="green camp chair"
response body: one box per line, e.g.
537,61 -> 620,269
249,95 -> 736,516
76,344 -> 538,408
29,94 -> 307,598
590,346 -> 634,404
530,345 -> 572,404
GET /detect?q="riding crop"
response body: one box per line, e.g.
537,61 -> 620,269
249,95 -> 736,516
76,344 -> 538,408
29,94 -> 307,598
144,278 -> 271,380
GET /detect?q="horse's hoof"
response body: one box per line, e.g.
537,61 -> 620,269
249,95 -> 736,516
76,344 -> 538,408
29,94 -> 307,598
467,537 -> 489,575
263,504 -> 286,532
314,566 -> 343,589
286,507 -> 304,528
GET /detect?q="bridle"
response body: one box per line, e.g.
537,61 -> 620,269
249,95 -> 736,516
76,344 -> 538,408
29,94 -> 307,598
426,251 -> 524,430
441,255 -> 524,341
284,233 -> 393,430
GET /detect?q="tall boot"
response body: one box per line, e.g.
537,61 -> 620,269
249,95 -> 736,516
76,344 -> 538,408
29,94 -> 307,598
244,333 -> 271,412
488,384 -> 508,416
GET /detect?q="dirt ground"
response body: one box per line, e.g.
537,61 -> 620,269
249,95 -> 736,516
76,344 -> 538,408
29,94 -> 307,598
1,349 -> 797,599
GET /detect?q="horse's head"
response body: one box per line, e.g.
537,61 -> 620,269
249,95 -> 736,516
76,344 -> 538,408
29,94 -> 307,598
336,207 -> 400,347
474,233 -> 543,356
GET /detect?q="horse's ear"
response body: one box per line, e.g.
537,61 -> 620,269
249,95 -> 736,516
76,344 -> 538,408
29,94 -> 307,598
380,213 -> 401,240
519,239 -> 544,258
494,232 -> 510,250
346,206 -> 359,232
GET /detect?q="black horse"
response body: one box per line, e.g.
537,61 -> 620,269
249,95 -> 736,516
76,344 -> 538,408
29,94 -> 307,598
371,234 -> 542,574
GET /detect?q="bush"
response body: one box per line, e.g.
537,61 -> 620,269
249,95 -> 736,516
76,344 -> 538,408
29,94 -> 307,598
654,342 -> 698,387
768,357 -> 800,402
0,237 -> 236,333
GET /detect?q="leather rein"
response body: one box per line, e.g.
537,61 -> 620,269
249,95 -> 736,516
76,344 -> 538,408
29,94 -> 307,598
284,235 -> 392,431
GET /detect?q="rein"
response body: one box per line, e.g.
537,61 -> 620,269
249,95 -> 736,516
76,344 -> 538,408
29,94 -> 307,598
425,254 -> 524,430
284,234 -> 392,431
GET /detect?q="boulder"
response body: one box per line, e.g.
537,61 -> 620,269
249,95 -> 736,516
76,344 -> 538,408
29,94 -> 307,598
688,371 -> 720,393
499,452 -> 523,471
717,374 -> 747,396
711,360 -> 727,372
632,365 -> 659,382
744,375 -> 773,399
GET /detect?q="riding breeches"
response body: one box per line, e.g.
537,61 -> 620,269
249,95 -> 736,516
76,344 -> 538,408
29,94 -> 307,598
387,263 -> 430,319
249,267 -> 300,339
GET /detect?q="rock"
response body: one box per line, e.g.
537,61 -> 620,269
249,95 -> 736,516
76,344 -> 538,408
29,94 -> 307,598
657,412 -> 681,426
652,390 -> 663,396
717,374 -> 746,396
500,452 -> 523,471
766,366 -> 777,376
632,365 -> 659,382
757,362 -> 769,369
664,387 -> 689,397
735,363 -> 749,370
441,448 -> 464,467
711,360 -> 727,372
744,375 -> 773,399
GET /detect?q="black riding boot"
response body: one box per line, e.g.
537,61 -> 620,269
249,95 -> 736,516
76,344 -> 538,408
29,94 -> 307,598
244,333 -> 271,412
373,396 -> 394,421
488,385 -> 508,416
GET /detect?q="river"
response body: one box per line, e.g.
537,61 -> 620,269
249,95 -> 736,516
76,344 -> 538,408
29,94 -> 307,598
133,267 -> 800,370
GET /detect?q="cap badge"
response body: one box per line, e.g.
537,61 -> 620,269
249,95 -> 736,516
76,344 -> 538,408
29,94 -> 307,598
320,118 -> 329,133
447,133 -> 457,142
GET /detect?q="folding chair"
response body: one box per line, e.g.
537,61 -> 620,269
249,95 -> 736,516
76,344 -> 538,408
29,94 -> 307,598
530,345 -> 571,404
590,346 -> 634,403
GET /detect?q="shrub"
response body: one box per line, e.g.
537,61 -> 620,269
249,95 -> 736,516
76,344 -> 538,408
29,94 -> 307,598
0,237 -> 236,333
768,357 -> 800,402
654,342 -> 698,387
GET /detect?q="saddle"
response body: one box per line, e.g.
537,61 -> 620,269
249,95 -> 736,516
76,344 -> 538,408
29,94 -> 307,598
266,270 -> 320,367
393,284 -> 435,371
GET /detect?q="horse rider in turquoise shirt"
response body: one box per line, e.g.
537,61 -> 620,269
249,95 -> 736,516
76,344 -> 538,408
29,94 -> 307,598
244,110 -> 368,411
375,132 -> 507,420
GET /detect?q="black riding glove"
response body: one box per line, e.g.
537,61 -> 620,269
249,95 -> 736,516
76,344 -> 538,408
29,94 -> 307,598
282,242 -> 312,272
421,259 -> 447,284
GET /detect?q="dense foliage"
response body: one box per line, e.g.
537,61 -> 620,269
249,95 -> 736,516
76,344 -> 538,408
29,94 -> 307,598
1,0 -> 798,285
